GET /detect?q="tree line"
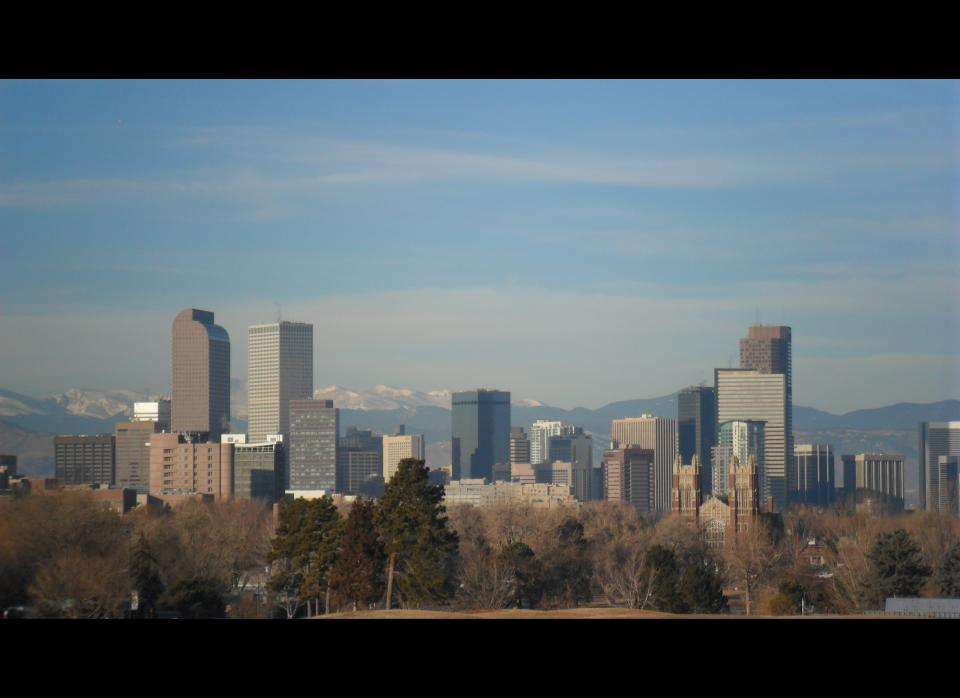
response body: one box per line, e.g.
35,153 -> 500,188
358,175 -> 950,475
2,458 -> 959,617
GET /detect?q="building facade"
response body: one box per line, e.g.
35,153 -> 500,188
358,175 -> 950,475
115,420 -> 161,494
610,415 -> 676,513
54,435 -> 115,486
133,400 -> 171,430
288,400 -> 339,492
338,427 -> 383,494
793,444 -> 835,508
510,426 -> 531,466
382,433 -> 425,482
937,456 -> 959,516
713,419 -> 765,500
548,428 -> 594,502
233,438 -> 285,504
845,453 -> 905,511
919,422 -> 960,512
148,432 -> 233,499
528,420 -> 574,466
715,368 -> 787,512
602,447 -> 655,515
171,308 -> 231,439
451,389 -> 510,481
247,321 -> 314,444
443,479 -> 578,509
673,454 -> 759,549
678,386 -> 716,495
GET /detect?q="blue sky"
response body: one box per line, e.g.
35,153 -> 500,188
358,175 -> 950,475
1,80 -> 958,412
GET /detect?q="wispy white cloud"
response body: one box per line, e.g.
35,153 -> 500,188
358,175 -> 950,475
2,278 -> 957,412
3,122 -> 956,212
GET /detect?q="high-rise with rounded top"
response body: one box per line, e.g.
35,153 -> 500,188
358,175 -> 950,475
171,308 -> 231,439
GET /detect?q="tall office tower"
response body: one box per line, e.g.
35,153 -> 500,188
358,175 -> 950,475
338,427 -> 383,494
115,420 -> 161,494
451,390 -> 510,481
548,428 -> 594,501
134,400 -> 171,431
602,447 -> 655,514
713,420 -> 765,500
247,321 -> 314,444
715,368 -> 787,512
529,420 -> 575,465
382,432 -> 426,482
938,456 -> 959,516
841,454 -> 857,497
793,444 -> 835,508
738,325 -> 793,504
288,400 -> 339,492
148,432 -> 233,499
233,437 -> 285,504
678,386 -> 716,495
845,453 -> 905,511
510,427 -> 532,466
171,309 -> 231,439
919,422 -> 960,512
610,415 -> 676,513
54,435 -> 115,486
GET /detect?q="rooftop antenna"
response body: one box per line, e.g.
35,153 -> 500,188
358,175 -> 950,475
273,302 -> 282,323
755,307 -> 761,327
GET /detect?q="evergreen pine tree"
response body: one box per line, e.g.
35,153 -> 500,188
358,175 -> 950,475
642,544 -> 685,613
129,532 -> 164,618
937,543 -> 960,597
267,497 -> 343,616
498,541 -> 543,609
374,458 -> 458,609
328,498 -> 386,611
678,558 -> 727,613
865,528 -> 932,605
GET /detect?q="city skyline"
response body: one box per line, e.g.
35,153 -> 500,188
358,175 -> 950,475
1,80 -> 957,414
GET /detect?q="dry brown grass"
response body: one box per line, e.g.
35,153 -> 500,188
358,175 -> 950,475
314,608 -> 900,619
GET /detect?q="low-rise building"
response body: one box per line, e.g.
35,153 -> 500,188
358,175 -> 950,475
443,479 -> 578,509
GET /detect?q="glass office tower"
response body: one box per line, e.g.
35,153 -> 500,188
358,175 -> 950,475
451,389 -> 511,481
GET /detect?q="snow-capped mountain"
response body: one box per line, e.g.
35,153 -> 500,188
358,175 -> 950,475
50,388 -> 147,419
313,385 -> 453,411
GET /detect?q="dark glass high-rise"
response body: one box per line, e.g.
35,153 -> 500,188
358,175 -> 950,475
451,389 -> 511,481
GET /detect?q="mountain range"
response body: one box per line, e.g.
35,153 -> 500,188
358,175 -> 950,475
2,385 -> 957,505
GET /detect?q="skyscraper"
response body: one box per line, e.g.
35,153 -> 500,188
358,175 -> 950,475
451,390 -> 510,481
713,419 -> 765,500
738,325 -> 793,506
610,415 -> 676,513
338,427 -> 383,494
510,427 -> 531,466
715,368 -> 787,512
844,453 -> 905,512
382,432 -> 426,483
171,309 -> 231,439
115,420 -> 160,494
233,437 -> 285,504
793,443 -> 835,508
678,386 -> 716,495
529,420 -> 574,466
919,422 -> 960,512
288,400 -> 338,492
247,321 -> 314,444
602,447 -> 655,514
548,428 -> 594,502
